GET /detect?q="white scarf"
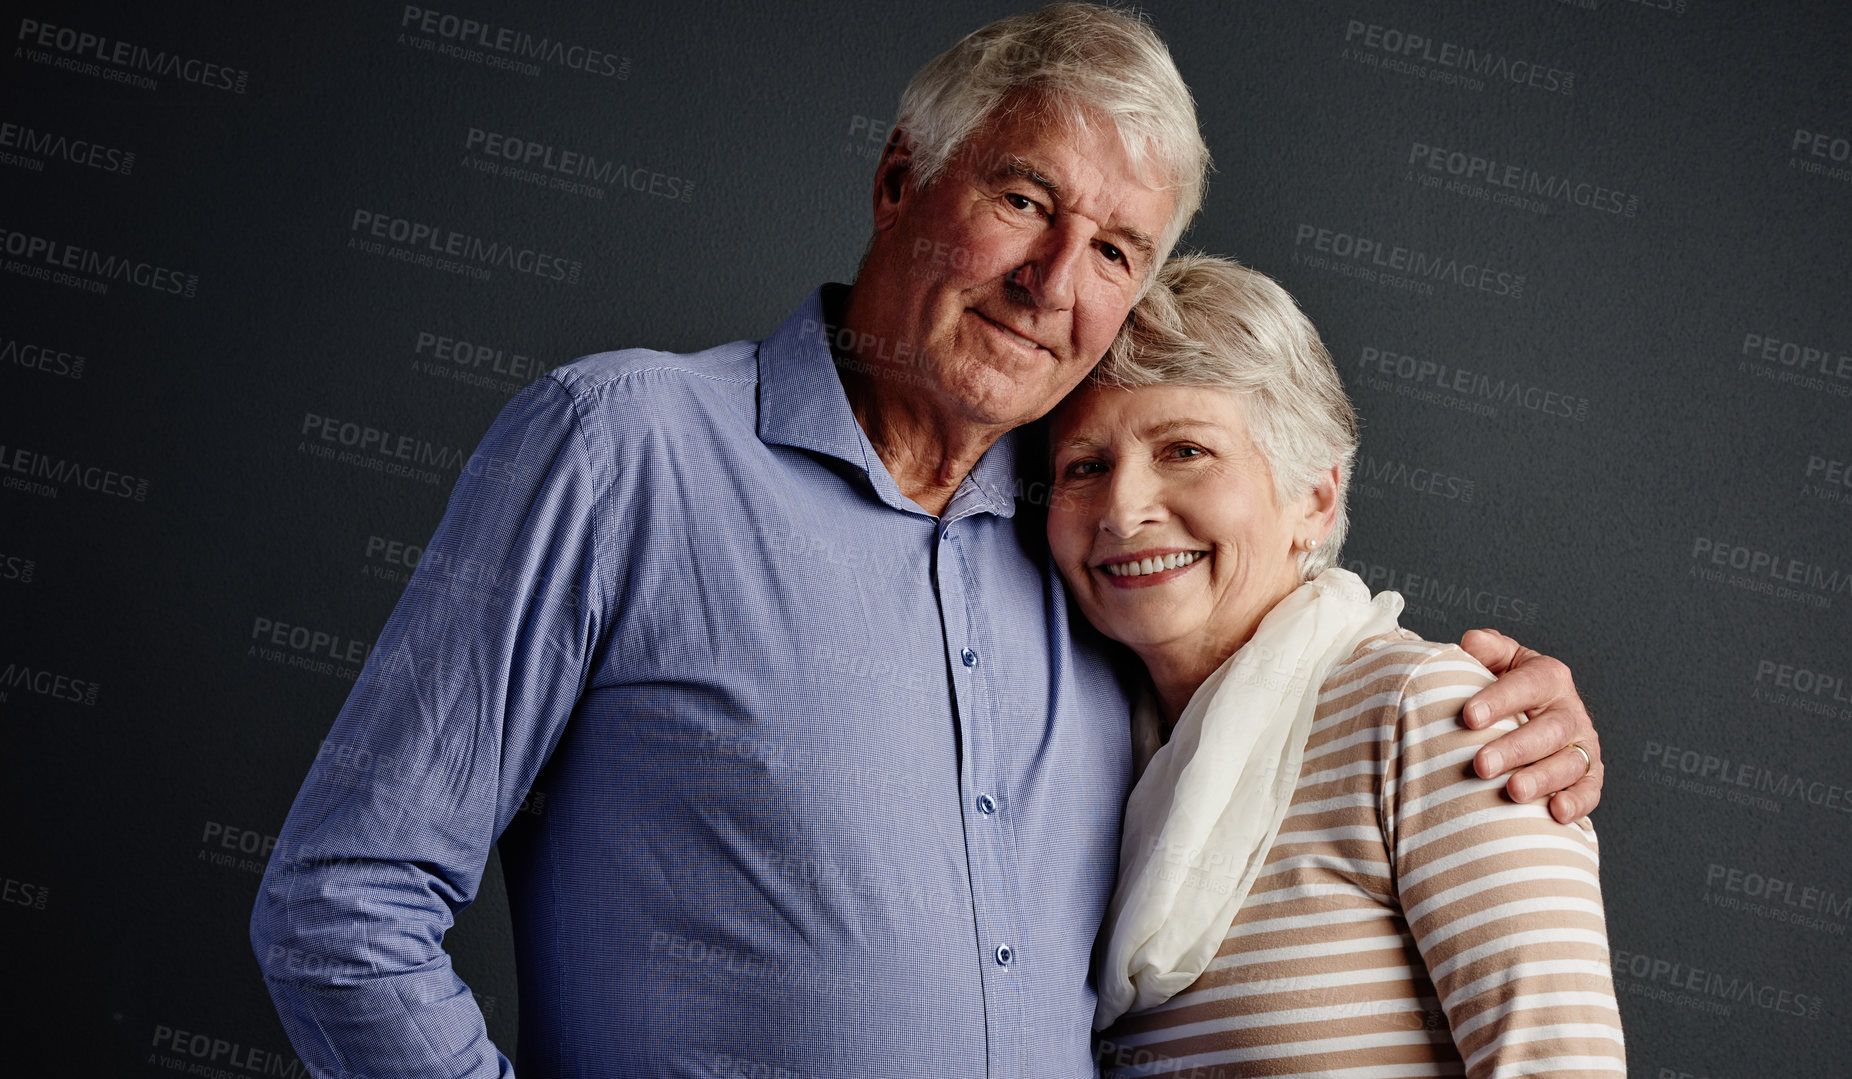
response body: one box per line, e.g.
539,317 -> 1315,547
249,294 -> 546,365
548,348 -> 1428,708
1093,567 -> 1403,1029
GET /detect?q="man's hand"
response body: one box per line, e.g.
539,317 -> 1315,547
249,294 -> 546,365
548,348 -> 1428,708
1457,628 -> 1602,824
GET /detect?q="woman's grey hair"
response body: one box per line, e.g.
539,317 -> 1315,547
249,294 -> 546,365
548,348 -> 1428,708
1088,254 -> 1360,579
895,3 -> 1211,275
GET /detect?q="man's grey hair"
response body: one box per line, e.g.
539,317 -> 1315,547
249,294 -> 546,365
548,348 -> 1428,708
1088,255 -> 1360,579
895,3 -> 1210,276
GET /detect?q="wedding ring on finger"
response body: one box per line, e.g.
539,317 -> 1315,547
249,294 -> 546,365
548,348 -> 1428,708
1567,742 -> 1592,781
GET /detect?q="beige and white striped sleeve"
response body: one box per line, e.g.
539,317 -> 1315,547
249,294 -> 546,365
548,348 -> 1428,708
1383,644 -> 1625,1078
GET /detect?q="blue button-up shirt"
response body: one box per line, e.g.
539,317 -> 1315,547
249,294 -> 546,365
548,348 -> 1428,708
252,286 -> 1137,1078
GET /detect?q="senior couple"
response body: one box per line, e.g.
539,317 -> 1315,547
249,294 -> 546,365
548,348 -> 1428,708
253,5 -> 1621,1077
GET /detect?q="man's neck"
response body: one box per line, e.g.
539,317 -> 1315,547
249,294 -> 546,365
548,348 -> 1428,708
826,286 -> 1007,517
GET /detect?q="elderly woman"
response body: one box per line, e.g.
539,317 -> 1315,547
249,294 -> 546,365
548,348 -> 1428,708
1051,256 -> 1624,1077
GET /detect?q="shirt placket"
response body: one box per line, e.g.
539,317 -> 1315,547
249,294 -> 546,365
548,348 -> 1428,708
935,507 -> 1025,1077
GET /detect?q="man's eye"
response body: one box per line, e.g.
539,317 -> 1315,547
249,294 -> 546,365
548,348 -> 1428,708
1100,243 -> 1125,264
1004,192 -> 1037,212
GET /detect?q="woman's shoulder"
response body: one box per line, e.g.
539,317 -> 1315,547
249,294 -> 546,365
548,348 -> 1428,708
1304,628 -> 1510,769
1319,627 -> 1494,714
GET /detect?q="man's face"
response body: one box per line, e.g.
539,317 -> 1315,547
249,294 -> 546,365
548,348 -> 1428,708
866,101 -> 1176,430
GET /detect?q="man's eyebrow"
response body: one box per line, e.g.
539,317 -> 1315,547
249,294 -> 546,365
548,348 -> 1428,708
995,156 -> 1061,198
1113,225 -> 1156,261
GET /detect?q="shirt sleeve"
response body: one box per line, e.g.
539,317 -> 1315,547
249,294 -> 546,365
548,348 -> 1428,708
250,375 -> 610,1079
1383,645 -> 1626,1078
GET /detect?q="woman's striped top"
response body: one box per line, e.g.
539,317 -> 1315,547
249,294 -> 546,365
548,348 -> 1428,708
1097,629 -> 1624,1078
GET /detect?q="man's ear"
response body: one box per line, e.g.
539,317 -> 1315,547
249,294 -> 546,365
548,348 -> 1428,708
871,127 -> 915,232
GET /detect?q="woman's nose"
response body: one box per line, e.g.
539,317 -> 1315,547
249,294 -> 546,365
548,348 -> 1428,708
1100,465 -> 1164,537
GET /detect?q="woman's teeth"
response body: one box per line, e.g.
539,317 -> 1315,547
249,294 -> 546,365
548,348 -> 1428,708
1103,551 -> 1205,578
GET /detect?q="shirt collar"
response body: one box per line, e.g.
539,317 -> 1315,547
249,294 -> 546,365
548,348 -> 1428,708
758,284 -> 1019,521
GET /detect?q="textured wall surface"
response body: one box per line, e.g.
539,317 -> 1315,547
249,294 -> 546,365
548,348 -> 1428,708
2,1 -> 1847,1075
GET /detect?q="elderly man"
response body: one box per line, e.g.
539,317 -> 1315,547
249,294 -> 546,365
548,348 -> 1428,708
251,6 -> 1603,1077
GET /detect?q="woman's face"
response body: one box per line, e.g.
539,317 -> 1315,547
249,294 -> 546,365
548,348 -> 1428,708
1047,383 -> 1319,658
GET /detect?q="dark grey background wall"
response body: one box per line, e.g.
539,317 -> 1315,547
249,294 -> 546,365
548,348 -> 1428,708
2,1 -> 1847,1075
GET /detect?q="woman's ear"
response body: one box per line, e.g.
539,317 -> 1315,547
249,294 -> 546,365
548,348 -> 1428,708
1299,462 -> 1341,544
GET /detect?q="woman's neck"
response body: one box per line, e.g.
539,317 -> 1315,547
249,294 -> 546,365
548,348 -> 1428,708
1136,580 -> 1305,735
1140,642 -> 1237,736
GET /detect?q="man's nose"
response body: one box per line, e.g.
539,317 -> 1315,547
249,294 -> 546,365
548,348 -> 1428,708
1010,224 -> 1088,311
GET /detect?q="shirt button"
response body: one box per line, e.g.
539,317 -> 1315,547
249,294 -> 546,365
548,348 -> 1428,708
995,944 -> 1013,966
976,793 -> 997,815
961,648 -> 978,668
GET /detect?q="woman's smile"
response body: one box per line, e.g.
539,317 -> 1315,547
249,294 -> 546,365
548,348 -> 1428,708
1096,548 -> 1208,587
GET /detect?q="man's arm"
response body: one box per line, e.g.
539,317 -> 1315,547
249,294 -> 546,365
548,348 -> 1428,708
1456,627 -> 1603,823
251,377 -> 608,1078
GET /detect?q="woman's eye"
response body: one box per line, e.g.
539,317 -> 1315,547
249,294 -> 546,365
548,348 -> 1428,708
1064,459 -> 1106,478
1174,445 -> 1205,460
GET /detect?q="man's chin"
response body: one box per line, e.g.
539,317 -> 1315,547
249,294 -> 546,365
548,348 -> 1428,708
951,364 -> 1080,428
